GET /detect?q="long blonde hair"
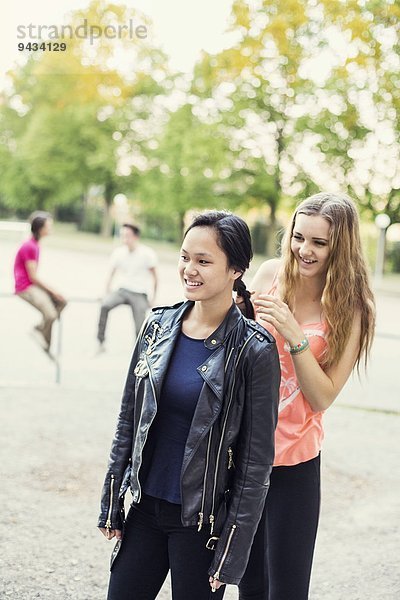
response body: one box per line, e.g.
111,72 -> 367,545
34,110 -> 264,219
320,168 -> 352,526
279,192 -> 376,370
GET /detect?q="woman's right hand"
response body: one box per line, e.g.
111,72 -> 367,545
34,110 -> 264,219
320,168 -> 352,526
209,576 -> 225,592
98,527 -> 122,541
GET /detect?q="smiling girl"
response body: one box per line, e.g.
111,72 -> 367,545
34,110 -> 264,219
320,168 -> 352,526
239,192 -> 376,600
98,211 -> 280,600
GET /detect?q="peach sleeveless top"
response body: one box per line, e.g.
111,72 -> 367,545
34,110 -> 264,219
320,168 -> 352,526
257,277 -> 328,466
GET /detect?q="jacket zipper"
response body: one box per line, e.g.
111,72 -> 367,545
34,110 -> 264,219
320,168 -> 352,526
197,345 -> 235,532
224,346 -> 235,373
227,447 -> 234,470
105,473 -> 115,531
135,353 -> 158,504
212,524 -> 237,581
197,425 -> 213,531
208,333 -> 256,530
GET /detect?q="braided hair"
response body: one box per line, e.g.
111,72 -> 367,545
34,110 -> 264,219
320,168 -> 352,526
234,278 -> 255,320
184,211 -> 255,319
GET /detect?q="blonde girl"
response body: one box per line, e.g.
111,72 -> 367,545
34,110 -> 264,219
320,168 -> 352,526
239,192 -> 375,600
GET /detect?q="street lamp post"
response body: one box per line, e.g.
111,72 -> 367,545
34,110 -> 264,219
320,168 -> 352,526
374,213 -> 391,284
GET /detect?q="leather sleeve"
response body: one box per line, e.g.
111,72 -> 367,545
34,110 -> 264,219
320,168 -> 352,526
208,339 -> 280,585
97,318 -> 151,530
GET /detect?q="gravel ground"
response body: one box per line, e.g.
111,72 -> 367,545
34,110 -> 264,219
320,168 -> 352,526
0,386 -> 399,599
1,233 -> 399,599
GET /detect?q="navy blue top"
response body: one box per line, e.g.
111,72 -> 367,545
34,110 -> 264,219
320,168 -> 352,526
141,331 -> 215,504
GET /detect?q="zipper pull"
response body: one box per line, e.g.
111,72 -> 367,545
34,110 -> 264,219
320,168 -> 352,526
228,447 -> 234,469
197,512 -> 204,531
211,574 -> 219,593
209,514 -> 215,535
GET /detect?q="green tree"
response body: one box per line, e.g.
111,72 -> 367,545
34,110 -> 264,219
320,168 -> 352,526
137,103 -> 234,239
0,0 -> 170,234
192,0 -> 400,244
192,0 -> 322,253
304,0 -> 400,222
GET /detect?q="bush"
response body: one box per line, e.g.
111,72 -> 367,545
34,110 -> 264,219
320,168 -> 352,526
251,221 -> 268,255
77,205 -> 103,234
386,241 -> 400,273
141,214 -> 181,243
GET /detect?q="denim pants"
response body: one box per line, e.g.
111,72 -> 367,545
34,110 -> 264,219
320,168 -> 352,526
239,454 -> 321,600
97,288 -> 148,343
107,494 -> 226,600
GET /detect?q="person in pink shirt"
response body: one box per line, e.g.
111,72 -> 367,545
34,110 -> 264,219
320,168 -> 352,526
14,211 -> 67,354
238,193 -> 376,600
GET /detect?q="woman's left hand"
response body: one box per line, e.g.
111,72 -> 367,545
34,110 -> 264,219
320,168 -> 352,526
254,294 -> 303,346
209,576 -> 225,592
98,527 -> 122,541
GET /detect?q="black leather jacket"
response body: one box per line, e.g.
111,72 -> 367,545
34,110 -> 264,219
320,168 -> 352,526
98,300 -> 280,586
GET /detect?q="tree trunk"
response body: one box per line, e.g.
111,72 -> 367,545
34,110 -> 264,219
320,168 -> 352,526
265,204 -> 279,258
101,182 -> 114,237
264,124 -> 284,257
77,192 -> 88,231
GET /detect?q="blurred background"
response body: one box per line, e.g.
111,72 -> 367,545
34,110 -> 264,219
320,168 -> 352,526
1,0 -> 399,261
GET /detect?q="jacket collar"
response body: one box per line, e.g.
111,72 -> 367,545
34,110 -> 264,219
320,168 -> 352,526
145,300 -> 244,402
157,300 -> 243,349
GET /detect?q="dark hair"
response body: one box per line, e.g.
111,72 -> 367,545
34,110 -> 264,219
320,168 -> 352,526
184,210 -> 255,319
122,223 -> 141,236
29,211 -> 52,240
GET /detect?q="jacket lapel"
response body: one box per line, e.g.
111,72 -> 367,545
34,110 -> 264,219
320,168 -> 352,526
146,319 -> 181,404
144,301 -> 244,472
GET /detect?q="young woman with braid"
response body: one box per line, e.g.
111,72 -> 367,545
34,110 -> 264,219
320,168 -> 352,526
98,211 -> 280,600
238,192 -> 376,600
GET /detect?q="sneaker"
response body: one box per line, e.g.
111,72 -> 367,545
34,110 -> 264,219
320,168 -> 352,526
30,328 -> 50,353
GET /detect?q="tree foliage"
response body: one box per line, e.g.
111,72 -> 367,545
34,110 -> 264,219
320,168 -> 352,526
192,0 -> 399,226
0,0 -> 170,234
1,0 -> 399,241
137,104 -> 234,229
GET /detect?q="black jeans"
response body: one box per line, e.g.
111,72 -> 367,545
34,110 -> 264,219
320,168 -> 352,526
107,494 -> 226,600
239,454 -> 321,600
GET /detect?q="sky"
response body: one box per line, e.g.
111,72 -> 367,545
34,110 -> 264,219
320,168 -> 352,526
1,0 -> 236,83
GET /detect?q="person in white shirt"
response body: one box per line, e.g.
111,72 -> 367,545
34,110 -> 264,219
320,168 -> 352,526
97,224 -> 158,351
